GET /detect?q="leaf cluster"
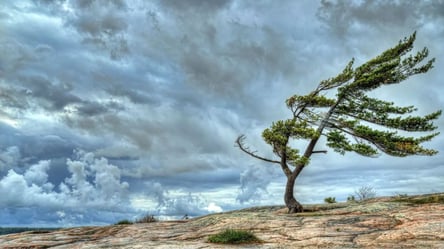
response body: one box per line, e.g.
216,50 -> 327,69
280,32 -> 440,159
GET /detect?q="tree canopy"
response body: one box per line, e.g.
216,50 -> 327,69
236,32 -> 441,213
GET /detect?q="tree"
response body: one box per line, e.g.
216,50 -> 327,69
236,32 -> 441,213
354,185 -> 376,201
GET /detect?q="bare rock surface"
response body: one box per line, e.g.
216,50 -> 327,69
1,193 -> 444,248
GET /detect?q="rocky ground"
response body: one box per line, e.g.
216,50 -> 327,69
1,193 -> 444,248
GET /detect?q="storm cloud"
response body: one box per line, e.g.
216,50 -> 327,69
0,0 -> 443,226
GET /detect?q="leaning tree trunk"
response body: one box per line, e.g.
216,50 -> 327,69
284,172 -> 303,213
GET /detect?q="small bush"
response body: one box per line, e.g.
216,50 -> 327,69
324,197 -> 336,204
115,219 -> 133,225
135,214 -> 157,223
347,195 -> 356,202
208,229 -> 260,244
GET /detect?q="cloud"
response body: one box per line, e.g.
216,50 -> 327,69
138,181 -> 226,218
206,202 -> 223,213
33,0 -> 130,60
1,0 -> 443,226
0,150 -> 132,226
24,160 -> 51,185
157,192 -> 226,218
317,0 -> 444,38
61,150 -> 130,206
19,74 -> 82,111
0,146 -> 20,172
161,193 -> 209,217
159,0 -> 232,12
144,181 -> 168,208
237,164 -> 279,204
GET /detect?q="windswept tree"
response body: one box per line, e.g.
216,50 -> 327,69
236,32 -> 441,213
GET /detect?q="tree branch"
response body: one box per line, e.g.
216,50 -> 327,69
312,150 -> 328,154
324,121 -> 384,155
235,135 -> 281,164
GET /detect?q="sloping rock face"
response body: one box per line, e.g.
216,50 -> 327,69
1,193 -> 444,248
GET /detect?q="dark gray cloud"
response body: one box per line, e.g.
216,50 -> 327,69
106,85 -> 158,105
318,0 -> 444,34
35,0 -> 130,60
0,0 -> 443,226
0,85 -> 30,112
317,0 -> 444,45
19,75 -> 81,111
159,0 -> 232,12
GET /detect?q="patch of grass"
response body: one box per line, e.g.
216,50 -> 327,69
115,219 -> 133,225
208,229 -> 260,244
392,194 -> 444,204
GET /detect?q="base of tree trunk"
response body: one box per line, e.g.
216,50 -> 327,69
286,198 -> 304,213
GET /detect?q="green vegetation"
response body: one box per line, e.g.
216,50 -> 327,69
208,229 -> 260,244
347,195 -> 356,202
393,194 -> 444,204
324,197 -> 337,203
236,32 -> 440,213
115,219 -> 133,225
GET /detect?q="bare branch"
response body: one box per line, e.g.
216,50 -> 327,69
235,135 -> 280,164
312,150 -> 328,154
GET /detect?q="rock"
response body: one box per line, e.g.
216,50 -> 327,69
1,193 -> 444,248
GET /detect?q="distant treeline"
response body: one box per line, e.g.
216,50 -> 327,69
0,227 -> 60,235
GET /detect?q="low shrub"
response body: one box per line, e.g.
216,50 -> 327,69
208,229 -> 260,244
135,214 -> 157,223
115,219 -> 133,225
324,197 -> 336,204
347,195 -> 356,202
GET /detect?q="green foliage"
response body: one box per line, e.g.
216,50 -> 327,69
236,32 -> 440,213
347,195 -> 356,202
207,229 -> 260,244
393,194 -> 444,204
115,219 -> 133,225
260,32 -> 440,166
286,94 -> 336,109
347,32 -> 434,93
324,197 -> 337,203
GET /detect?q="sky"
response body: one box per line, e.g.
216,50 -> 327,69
0,0 -> 443,227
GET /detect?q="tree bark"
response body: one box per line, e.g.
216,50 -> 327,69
283,97 -> 344,213
284,168 -> 304,213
